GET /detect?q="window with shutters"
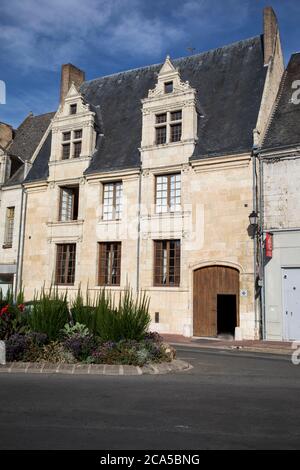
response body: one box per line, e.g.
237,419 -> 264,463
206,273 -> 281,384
154,240 -> 180,287
55,244 -> 76,285
3,206 -> 15,248
59,186 -> 79,221
103,182 -> 122,221
98,242 -> 121,286
155,173 -> 181,213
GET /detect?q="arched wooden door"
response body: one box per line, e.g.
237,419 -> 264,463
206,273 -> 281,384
193,265 -> 239,337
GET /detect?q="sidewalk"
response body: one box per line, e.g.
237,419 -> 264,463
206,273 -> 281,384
163,334 -> 294,356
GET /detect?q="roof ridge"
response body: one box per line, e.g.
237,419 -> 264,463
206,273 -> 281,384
261,68 -> 289,148
29,111 -> 56,119
82,35 -> 261,85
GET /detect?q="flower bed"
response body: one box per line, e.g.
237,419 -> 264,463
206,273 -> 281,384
0,288 -> 176,367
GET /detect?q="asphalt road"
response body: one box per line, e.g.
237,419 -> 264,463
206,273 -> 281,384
1,347 -> 300,450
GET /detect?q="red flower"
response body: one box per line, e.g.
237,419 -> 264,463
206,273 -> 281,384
0,305 -> 9,317
18,304 -> 25,312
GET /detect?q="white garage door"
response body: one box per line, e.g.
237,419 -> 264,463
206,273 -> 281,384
282,268 -> 300,341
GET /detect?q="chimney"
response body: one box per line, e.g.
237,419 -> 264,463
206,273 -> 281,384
60,63 -> 85,104
263,6 -> 279,66
0,122 -> 13,149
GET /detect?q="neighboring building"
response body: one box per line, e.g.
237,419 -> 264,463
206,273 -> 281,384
0,113 -> 54,296
258,53 -> 300,341
21,7 -> 284,339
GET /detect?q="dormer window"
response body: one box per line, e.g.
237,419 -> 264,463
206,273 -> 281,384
70,104 -> 77,115
63,131 -> 71,141
156,126 -> 167,145
155,110 -> 182,145
156,113 -> 167,124
61,129 -> 82,160
164,81 -> 173,94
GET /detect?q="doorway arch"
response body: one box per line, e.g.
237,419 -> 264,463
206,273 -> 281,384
193,265 -> 240,337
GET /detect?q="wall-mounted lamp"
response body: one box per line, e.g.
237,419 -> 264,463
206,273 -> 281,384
249,210 -> 258,227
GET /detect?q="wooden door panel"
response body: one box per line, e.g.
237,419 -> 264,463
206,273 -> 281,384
193,266 -> 239,336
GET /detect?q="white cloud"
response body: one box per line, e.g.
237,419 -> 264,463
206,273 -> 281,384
0,0 -> 187,71
173,0 -> 249,31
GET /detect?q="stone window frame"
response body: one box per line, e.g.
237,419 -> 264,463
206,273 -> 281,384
58,185 -> 79,222
61,129 -> 82,160
155,109 -> 182,145
102,181 -> 123,221
98,241 -> 122,286
3,206 -> 15,249
70,104 -> 77,115
155,173 -> 181,214
153,239 -> 181,287
55,243 -> 76,285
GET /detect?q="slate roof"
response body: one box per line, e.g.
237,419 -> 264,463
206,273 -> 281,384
4,112 -> 54,186
262,53 -> 300,150
8,112 -> 55,161
23,131 -> 52,183
81,35 -> 266,175
26,35 -> 266,181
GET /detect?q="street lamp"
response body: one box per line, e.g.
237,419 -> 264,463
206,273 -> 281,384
249,210 -> 258,227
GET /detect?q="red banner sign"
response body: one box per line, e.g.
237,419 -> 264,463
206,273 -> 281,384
265,232 -> 273,258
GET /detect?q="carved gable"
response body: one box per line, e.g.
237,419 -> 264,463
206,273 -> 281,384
148,56 -> 192,98
140,56 -> 198,168
57,82 -> 90,118
49,82 -> 97,177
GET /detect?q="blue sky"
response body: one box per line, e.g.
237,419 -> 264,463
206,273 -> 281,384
0,0 -> 299,128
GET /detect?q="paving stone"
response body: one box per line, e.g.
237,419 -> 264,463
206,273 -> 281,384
105,365 -> 121,375
42,362 -> 58,374
0,341 -> 5,365
121,365 -> 140,375
156,363 -> 172,374
2,359 -> 192,376
10,362 -> 30,373
141,364 -> 156,375
57,364 -> 75,374
74,364 -> 90,374
171,359 -> 186,370
27,363 -> 44,373
89,364 -> 105,375
0,364 -> 11,373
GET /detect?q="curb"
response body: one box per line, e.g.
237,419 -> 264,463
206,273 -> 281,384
0,359 -> 192,376
170,341 -> 292,356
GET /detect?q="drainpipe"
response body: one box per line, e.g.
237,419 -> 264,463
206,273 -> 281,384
258,155 -> 266,339
136,170 -> 142,293
15,186 -> 27,300
251,148 -> 259,338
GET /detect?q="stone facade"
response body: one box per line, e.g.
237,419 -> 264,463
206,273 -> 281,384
260,152 -> 300,340
22,59 -> 264,339
13,7 -> 286,339
0,113 -> 54,296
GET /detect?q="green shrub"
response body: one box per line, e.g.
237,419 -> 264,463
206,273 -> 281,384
63,334 -> 99,362
61,322 -> 90,339
117,290 -> 150,341
70,288 -> 95,332
91,335 -> 172,366
27,287 -> 70,341
92,290 -> 118,339
35,341 -> 75,363
91,289 -> 150,342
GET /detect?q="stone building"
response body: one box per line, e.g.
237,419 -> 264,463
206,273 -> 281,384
19,7 -> 284,339
0,113 -> 54,295
257,53 -> 300,341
